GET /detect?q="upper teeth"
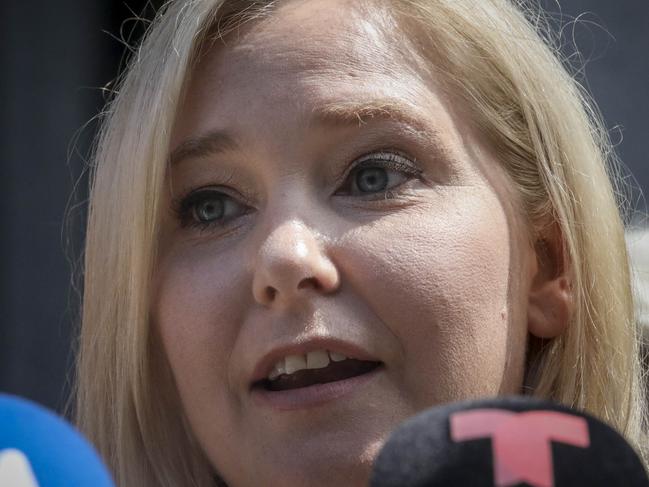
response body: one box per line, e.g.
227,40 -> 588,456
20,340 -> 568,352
268,350 -> 349,380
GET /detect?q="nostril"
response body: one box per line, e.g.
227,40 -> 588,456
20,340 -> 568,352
265,287 -> 277,301
260,277 -> 323,304
298,277 -> 320,290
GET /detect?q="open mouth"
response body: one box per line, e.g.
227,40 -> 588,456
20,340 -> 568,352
253,358 -> 383,392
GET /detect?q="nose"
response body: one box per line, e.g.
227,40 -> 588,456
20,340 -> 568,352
252,220 -> 340,308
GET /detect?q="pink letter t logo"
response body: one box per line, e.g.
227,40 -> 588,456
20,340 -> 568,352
450,409 -> 590,487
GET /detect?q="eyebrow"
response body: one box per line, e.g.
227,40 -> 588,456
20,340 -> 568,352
169,130 -> 240,167
311,98 -> 434,135
169,98 -> 442,167
312,98 -> 449,152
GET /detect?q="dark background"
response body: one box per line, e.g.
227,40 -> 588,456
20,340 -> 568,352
1,0 -> 647,416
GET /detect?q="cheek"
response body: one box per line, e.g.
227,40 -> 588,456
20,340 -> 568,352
151,244 -> 251,431
336,188 -> 525,406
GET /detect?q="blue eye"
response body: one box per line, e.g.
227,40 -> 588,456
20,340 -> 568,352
338,151 -> 422,197
175,188 -> 249,230
194,195 -> 224,222
355,167 -> 389,193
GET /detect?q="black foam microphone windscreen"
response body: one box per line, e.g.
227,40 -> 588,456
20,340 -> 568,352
370,395 -> 649,487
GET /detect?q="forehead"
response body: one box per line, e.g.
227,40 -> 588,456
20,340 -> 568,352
212,0 -> 407,78
173,0 -> 437,139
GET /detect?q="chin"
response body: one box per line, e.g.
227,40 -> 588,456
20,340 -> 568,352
230,434 -> 384,487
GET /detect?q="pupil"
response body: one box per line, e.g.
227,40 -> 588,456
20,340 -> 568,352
197,199 -> 223,221
357,167 -> 388,193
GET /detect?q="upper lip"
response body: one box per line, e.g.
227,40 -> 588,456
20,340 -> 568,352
249,337 -> 382,389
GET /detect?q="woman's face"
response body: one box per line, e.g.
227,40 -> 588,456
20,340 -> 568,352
154,0 -> 538,485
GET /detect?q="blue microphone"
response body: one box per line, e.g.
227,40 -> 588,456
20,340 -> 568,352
0,393 -> 115,487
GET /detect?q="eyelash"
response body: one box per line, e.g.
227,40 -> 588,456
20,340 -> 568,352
172,150 -> 423,232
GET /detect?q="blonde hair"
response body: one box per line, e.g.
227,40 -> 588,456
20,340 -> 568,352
75,0 -> 648,485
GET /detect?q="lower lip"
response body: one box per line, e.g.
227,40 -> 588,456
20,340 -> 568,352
250,366 -> 383,411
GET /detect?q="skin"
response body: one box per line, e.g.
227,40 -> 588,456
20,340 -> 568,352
152,0 -> 568,485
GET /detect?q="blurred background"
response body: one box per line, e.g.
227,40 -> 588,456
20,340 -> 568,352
0,0 -> 647,416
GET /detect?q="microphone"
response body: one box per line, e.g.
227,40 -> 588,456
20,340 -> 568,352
0,393 -> 115,487
370,395 -> 649,487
